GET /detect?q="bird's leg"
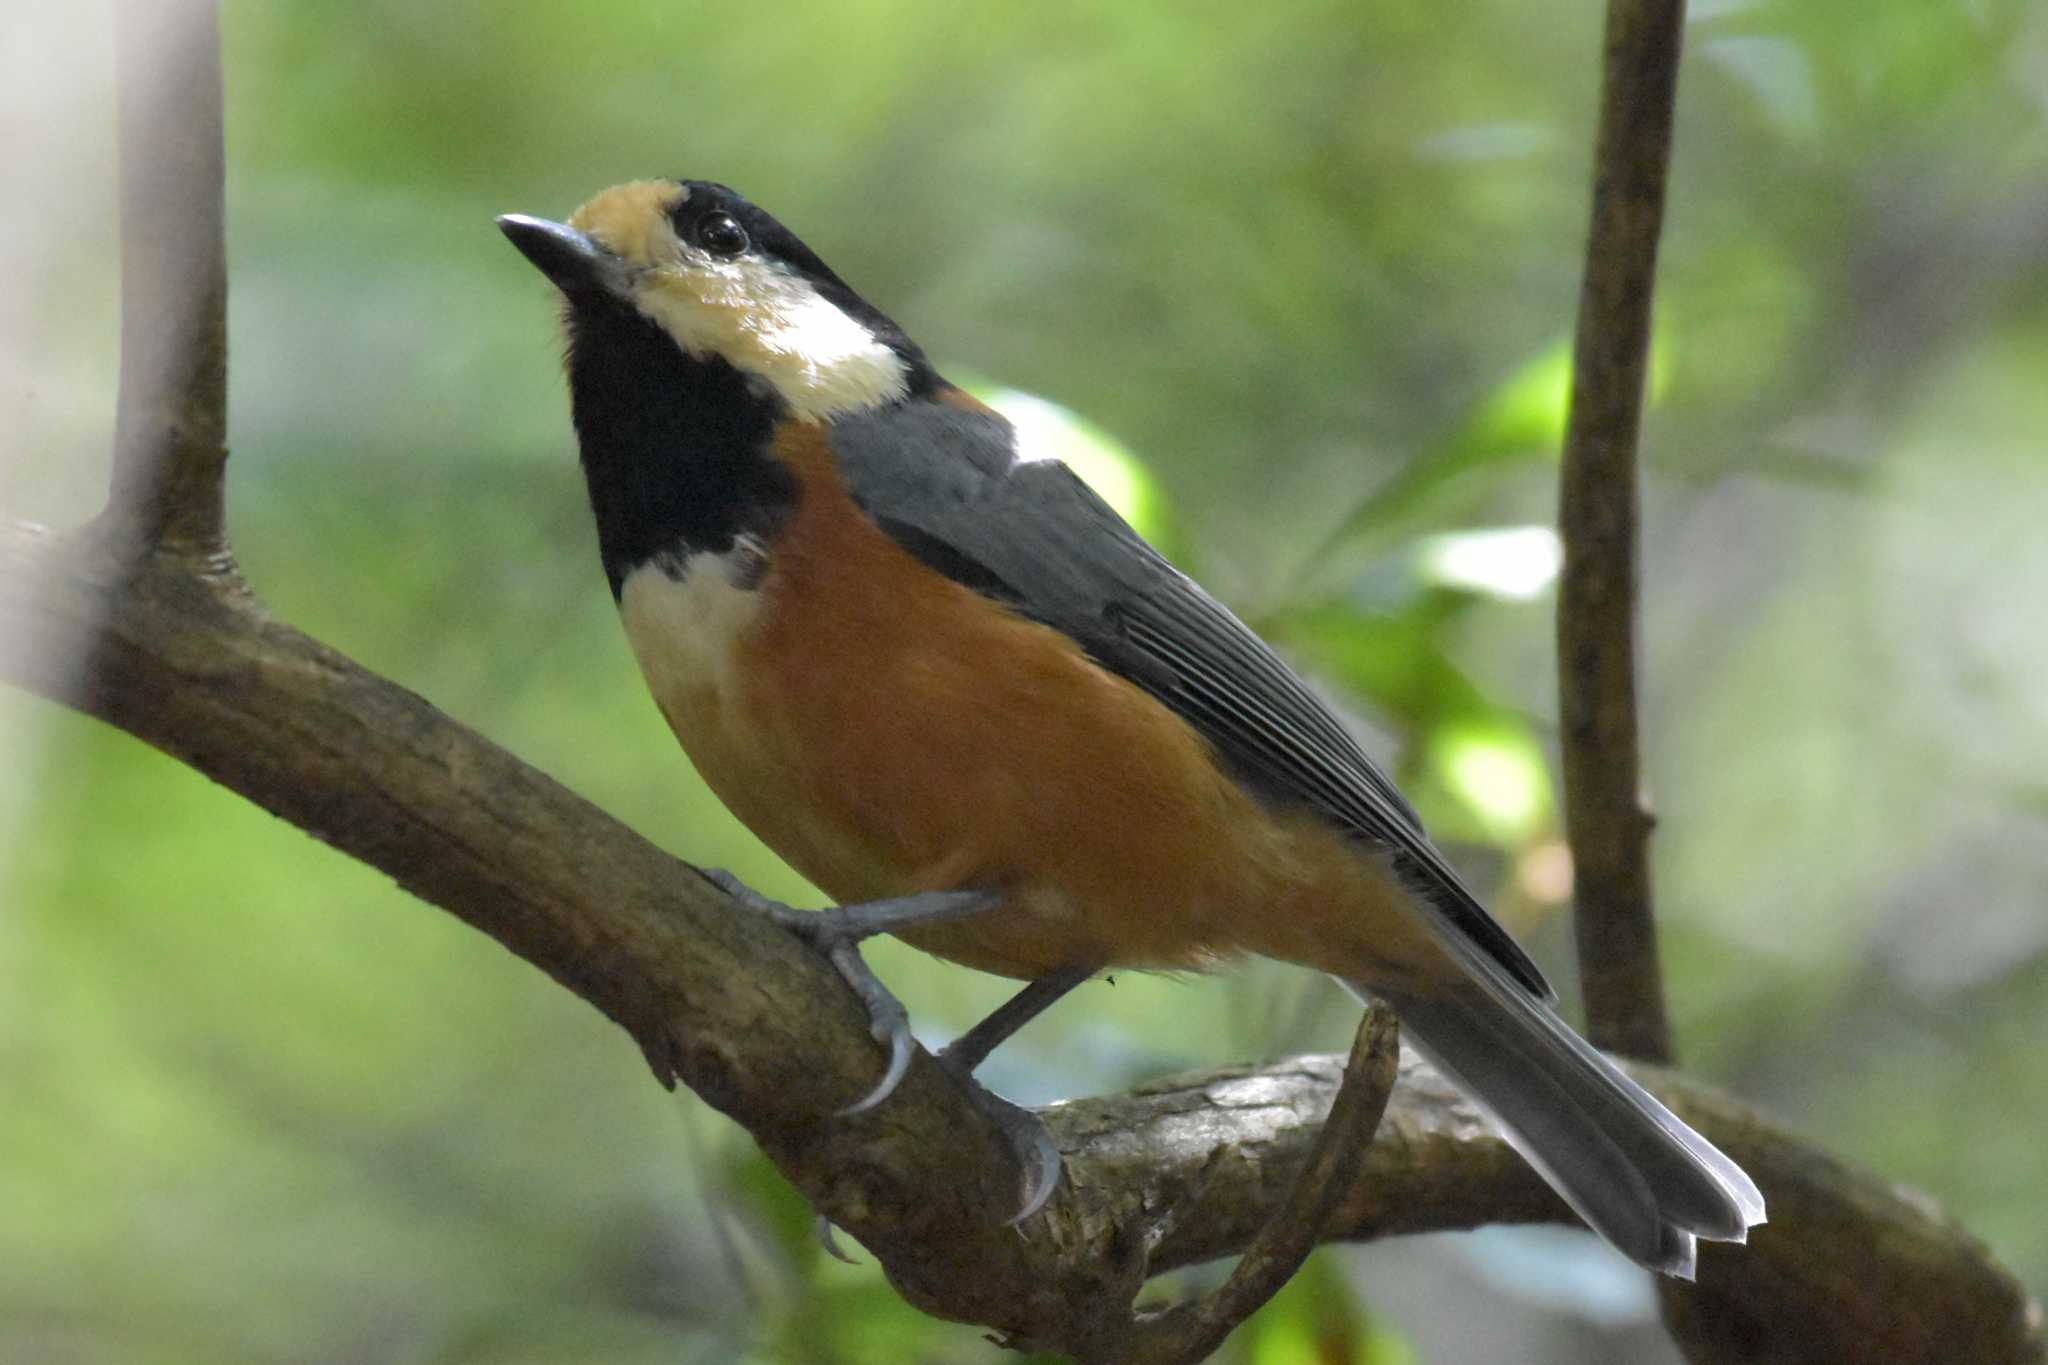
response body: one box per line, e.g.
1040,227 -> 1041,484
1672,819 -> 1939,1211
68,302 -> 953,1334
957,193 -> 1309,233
941,965 -> 1093,1073
703,867 -> 1096,1227
699,868 -> 1000,1114
938,963 -> 1095,1222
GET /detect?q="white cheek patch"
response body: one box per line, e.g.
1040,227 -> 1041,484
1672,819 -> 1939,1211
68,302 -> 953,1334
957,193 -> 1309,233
632,255 -> 910,421
616,539 -> 770,711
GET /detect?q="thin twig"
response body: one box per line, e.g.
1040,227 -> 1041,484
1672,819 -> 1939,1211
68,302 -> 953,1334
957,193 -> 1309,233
1117,1004 -> 1399,1365
1556,0 -> 1687,1064
107,0 -> 228,557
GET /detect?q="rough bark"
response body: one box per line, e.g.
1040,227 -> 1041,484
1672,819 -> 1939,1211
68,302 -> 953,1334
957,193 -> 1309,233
7,523 -> 2040,1363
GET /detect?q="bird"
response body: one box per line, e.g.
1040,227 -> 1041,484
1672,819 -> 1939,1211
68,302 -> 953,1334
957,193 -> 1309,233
496,178 -> 1764,1278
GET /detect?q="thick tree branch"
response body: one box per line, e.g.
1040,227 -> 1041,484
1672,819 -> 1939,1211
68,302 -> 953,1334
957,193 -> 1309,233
7,525 -> 2040,1364
1061,1051 -> 2042,1365
1557,0 -> 1684,1064
0,517 -> 1104,1344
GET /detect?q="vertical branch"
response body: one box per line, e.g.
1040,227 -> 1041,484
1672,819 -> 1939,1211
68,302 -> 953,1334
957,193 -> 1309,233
1556,0 -> 1686,1064
107,0 -> 229,558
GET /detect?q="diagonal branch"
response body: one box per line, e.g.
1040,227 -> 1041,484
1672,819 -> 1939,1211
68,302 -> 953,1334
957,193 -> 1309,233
0,515 -> 1086,1335
1556,0 -> 1687,1065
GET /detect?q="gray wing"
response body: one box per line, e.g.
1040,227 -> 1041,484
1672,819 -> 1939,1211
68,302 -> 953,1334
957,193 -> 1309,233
830,400 -> 1553,1000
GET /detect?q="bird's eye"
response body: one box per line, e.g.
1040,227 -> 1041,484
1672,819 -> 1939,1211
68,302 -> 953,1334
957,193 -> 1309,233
696,211 -> 749,257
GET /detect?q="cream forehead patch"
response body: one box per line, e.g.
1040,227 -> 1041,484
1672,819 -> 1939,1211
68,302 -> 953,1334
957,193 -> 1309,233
569,180 -> 687,268
633,259 -> 910,420
566,179 -> 910,419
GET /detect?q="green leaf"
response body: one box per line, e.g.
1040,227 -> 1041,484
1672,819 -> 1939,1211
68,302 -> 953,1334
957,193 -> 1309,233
1271,595 -> 1555,846
1314,330 -> 1671,568
1427,714 -> 1554,843
1312,337 -> 1573,565
1412,524 -> 1562,601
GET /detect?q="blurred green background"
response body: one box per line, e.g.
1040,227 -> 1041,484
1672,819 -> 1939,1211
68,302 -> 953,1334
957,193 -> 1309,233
5,1 -> 2047,1361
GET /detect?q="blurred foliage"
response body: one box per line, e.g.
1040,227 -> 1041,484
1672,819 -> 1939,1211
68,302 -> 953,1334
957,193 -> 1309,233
4,0 -> 2048,1361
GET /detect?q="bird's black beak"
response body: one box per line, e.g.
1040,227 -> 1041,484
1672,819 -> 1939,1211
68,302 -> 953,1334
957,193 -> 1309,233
496,214 -> 621,297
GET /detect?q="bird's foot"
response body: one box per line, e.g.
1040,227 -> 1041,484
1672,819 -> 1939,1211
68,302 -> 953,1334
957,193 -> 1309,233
935,1040 -> 1065,1225
700,868 -> 997,1115
806,1045 -> 1062,1263
705,867 -> 1069,1237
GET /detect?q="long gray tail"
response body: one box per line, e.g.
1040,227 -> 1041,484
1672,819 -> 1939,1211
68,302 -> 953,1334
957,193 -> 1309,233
1341,976 -> 1764,1278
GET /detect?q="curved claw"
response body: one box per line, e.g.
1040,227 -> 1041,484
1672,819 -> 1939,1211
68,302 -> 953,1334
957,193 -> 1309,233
840,1021 -> 915,1116
815,1214 -> 859,1265
943,1070 -> 1066,1224
1007,1114 -> 1065,1226
821,937 -> 917,1114
704,872 -> 1005,1118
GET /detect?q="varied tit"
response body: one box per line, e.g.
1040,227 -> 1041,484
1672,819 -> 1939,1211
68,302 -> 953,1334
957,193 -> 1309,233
496,179 -> 1763,1276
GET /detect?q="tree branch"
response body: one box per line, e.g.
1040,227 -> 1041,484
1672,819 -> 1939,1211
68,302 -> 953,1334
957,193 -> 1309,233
8,521 -> 2040,1363
1059,1050 -> 2042,1365
1557,0 -> 1685,1064
0,515 -> 1102,1344
1117,1004 -> 1399,1365
107,0 -> 227,558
